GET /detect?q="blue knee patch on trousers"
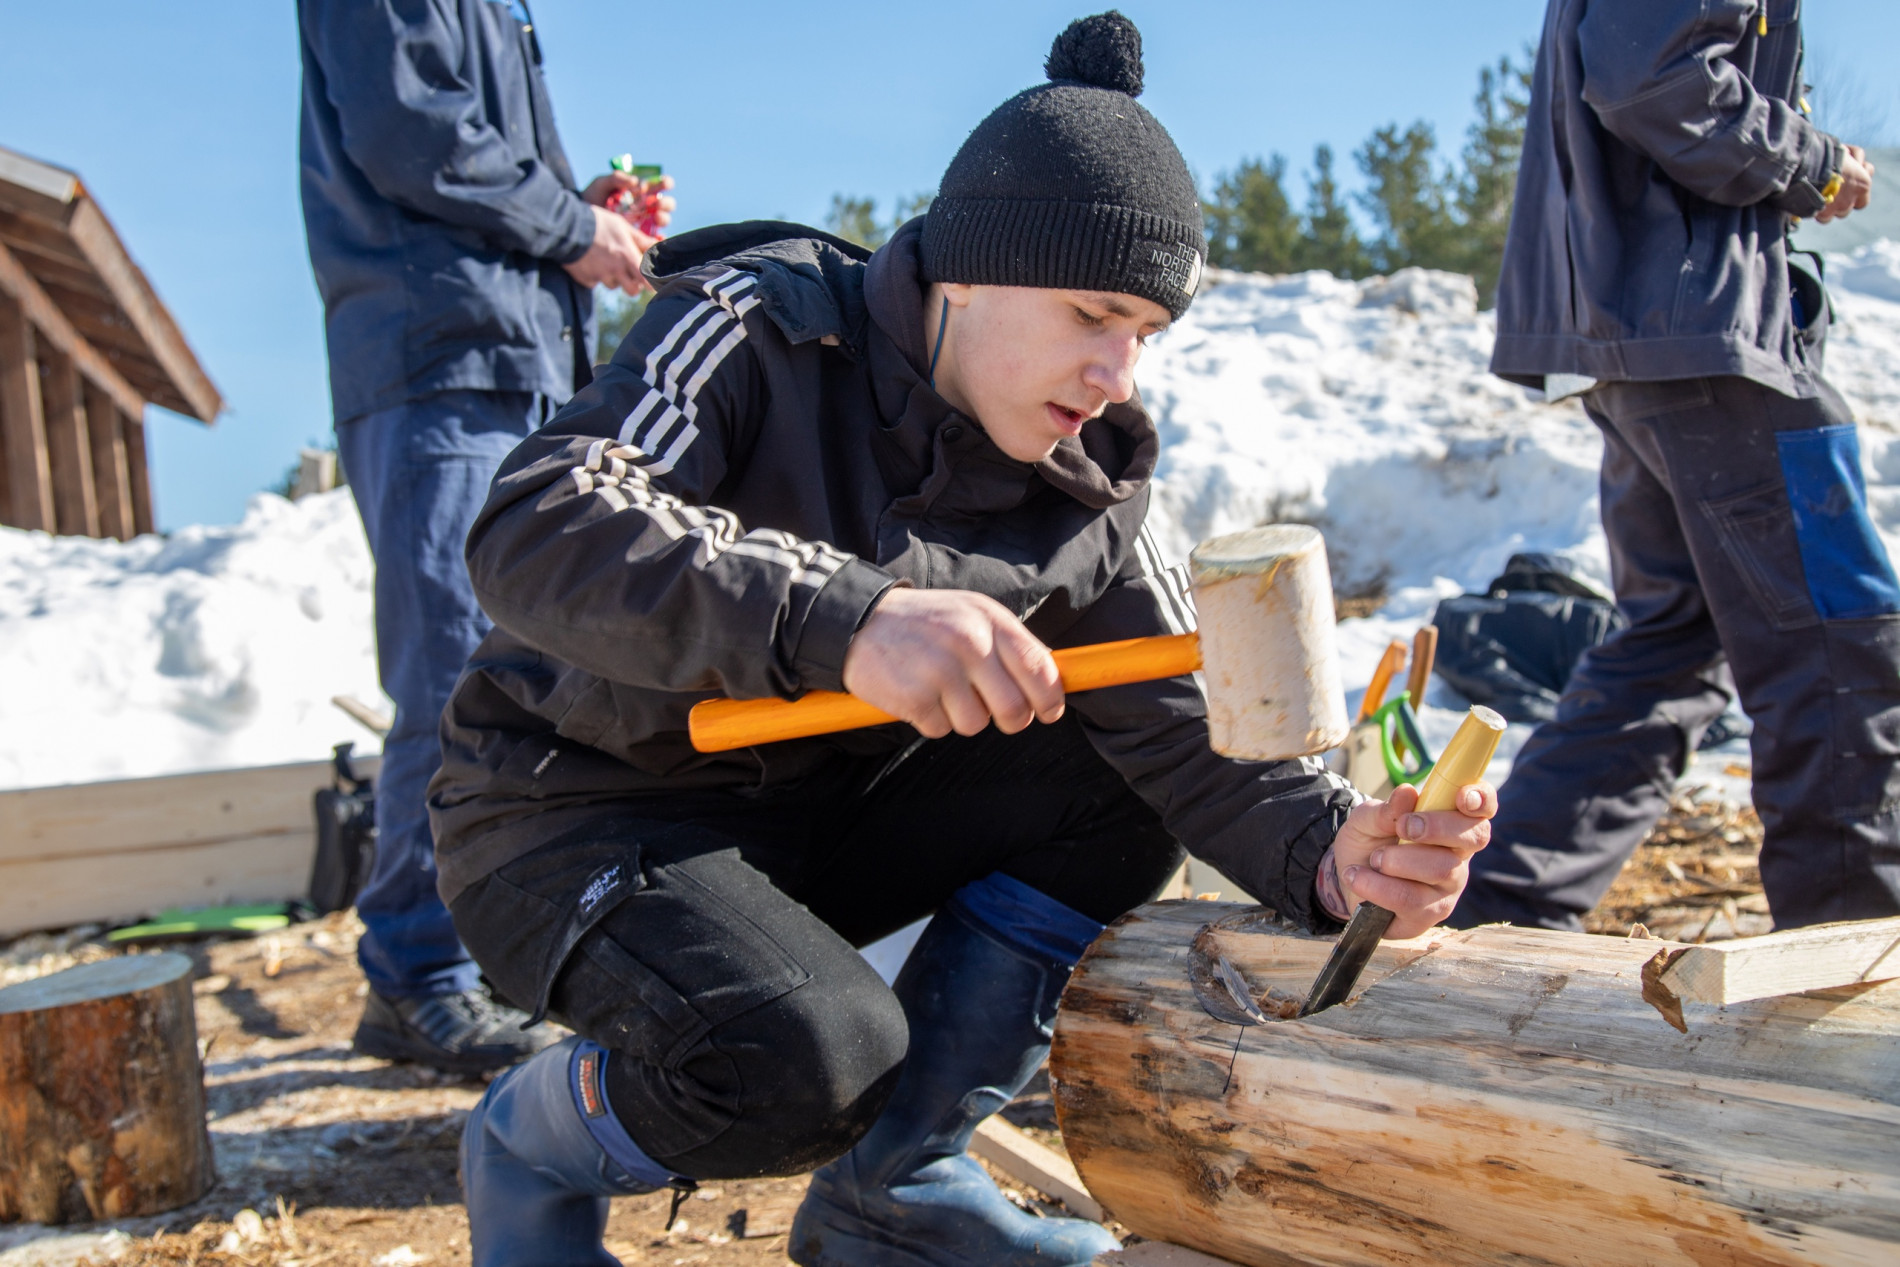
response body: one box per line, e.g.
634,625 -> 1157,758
1777,425 -> 1900,619
945,873 -> 1104,967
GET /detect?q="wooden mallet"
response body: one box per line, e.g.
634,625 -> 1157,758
688,524 -> 1352,759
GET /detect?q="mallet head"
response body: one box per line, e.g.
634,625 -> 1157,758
1189,524 -> 1350,761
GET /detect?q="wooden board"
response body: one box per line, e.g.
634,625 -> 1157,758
1052,901 -> 1900,1267
85,383 -> 132,540
0,758 -> 378,936
970,1117 -> 1103,1222
0,291 -> 52,532
40,349 -> 98,537
1096,1245 -> 1244,1267
1657,914 -> 1900,1004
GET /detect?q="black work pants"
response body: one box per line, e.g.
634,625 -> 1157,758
1455,375 -> 1900,930
448,714 -> 1182,1179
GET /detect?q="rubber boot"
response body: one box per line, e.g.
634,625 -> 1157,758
461,1035 -> 689,1267
790,873 -> 1120,1267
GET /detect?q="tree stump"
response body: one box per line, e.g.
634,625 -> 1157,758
1051,902 -> 1900,1267
0,952 -> 213,1223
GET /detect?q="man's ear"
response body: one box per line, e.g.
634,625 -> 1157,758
940,282 -> 977,311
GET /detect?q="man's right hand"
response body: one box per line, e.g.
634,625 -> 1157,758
563,205 -> 654,294
1817,145 -> 1876,223
842,588 -> 1065,739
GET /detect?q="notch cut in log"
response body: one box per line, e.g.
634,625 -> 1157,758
1051,902 -> 1900,1267
0,953 -> 214,1223
1655,913 -> 1900,1005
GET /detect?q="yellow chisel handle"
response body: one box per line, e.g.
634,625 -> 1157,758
1409,704 -> 1506,817
688,633 -> 1202,753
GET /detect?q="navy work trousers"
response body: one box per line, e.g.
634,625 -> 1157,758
336,389 -> 552,999
1454,375 -> 1900,931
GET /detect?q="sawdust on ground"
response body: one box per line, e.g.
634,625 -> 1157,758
0,788 -> 1769,1267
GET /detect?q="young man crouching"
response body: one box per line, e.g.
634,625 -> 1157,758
432,14 -> 1496,1267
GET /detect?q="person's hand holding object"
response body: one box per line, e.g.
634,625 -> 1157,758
842,587 -> 1065,740
565,171 -> 674,294
1323,782 -> 1497,939
1816,144 -> 1875,224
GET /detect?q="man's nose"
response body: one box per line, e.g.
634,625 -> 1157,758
1083,336 -> 1141,403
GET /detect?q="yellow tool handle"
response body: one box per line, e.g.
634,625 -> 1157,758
688,632 -> 1203,753
1411,704 -> 1506,816
1358,638 -> 1408,722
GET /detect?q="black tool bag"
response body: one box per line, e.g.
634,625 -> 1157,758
309,742 -> 378,914
1430,554 -> 1626,723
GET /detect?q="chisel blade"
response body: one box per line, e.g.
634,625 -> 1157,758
1298,901 -> 1394,1017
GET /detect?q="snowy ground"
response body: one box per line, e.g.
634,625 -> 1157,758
5,242 -> 1900,795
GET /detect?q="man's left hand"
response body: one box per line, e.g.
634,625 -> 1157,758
1326,782 -> 1496,939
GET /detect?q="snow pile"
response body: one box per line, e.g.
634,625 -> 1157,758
4,243 -> 1900,792
0,490 -> 381,789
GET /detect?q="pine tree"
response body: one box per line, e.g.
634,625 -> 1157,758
1355,122 -> 1464,275
1203,157 -> 1303,274
1456,56 -> 1534,304
826,195 -> 886,249
1294,145 -> 1371,279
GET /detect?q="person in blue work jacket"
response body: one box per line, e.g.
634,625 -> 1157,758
297,0 -> 669,1072
1454,0 -> 1897,932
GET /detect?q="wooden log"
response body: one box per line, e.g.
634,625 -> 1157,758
85,379 -> 133,540
122,407 -> 153,535
0,953 -> 213,1223
0,291 -> 53,531
1656,914 -> 1900,1005
1051,902 -> 1900,1267
40,347 -> 99,537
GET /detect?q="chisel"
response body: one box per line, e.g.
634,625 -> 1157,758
1299,704 -> 1505,1017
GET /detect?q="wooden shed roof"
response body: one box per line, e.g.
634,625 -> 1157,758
0,144 -> 220,423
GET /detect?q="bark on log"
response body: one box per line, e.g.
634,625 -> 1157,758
0,952 -> 213,1223
1051,902 -> 1900,1267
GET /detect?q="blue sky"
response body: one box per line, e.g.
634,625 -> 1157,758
3,1 -> 1896,530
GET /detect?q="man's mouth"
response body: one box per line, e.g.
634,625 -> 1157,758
1045,402 -> 1090,435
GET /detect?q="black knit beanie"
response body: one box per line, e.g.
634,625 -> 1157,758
921,12 -> 1205,320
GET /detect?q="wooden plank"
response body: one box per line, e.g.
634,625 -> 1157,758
1052,902 -> 1900,1267
0,759 -> 374,866
1096,1246 -> 1244,1267
85,380 -> 132,539
969,1117 -> 1103,1222
0,832 -> 320,938
0,240 -> 144,420
1658,915 -> 1900,1005
64,197 -> 220,423
122,408 -> 153,535
40,347 -> 99,537
0,292 -> 53,531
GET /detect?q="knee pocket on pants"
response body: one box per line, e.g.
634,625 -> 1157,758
1702,482 -> 1821,631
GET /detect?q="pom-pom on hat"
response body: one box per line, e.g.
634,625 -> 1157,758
922,11 -> 1204,319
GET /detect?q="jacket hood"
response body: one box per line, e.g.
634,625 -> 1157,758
864,218 -> 1158,510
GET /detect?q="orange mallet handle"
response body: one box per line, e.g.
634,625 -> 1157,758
1357,638 -> 1408,722
688,633 -> 1203,753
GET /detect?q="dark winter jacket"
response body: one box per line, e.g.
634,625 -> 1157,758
298,0 -> 598,423
428,219 -> 1357,926
1493,0 -> 1844,396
